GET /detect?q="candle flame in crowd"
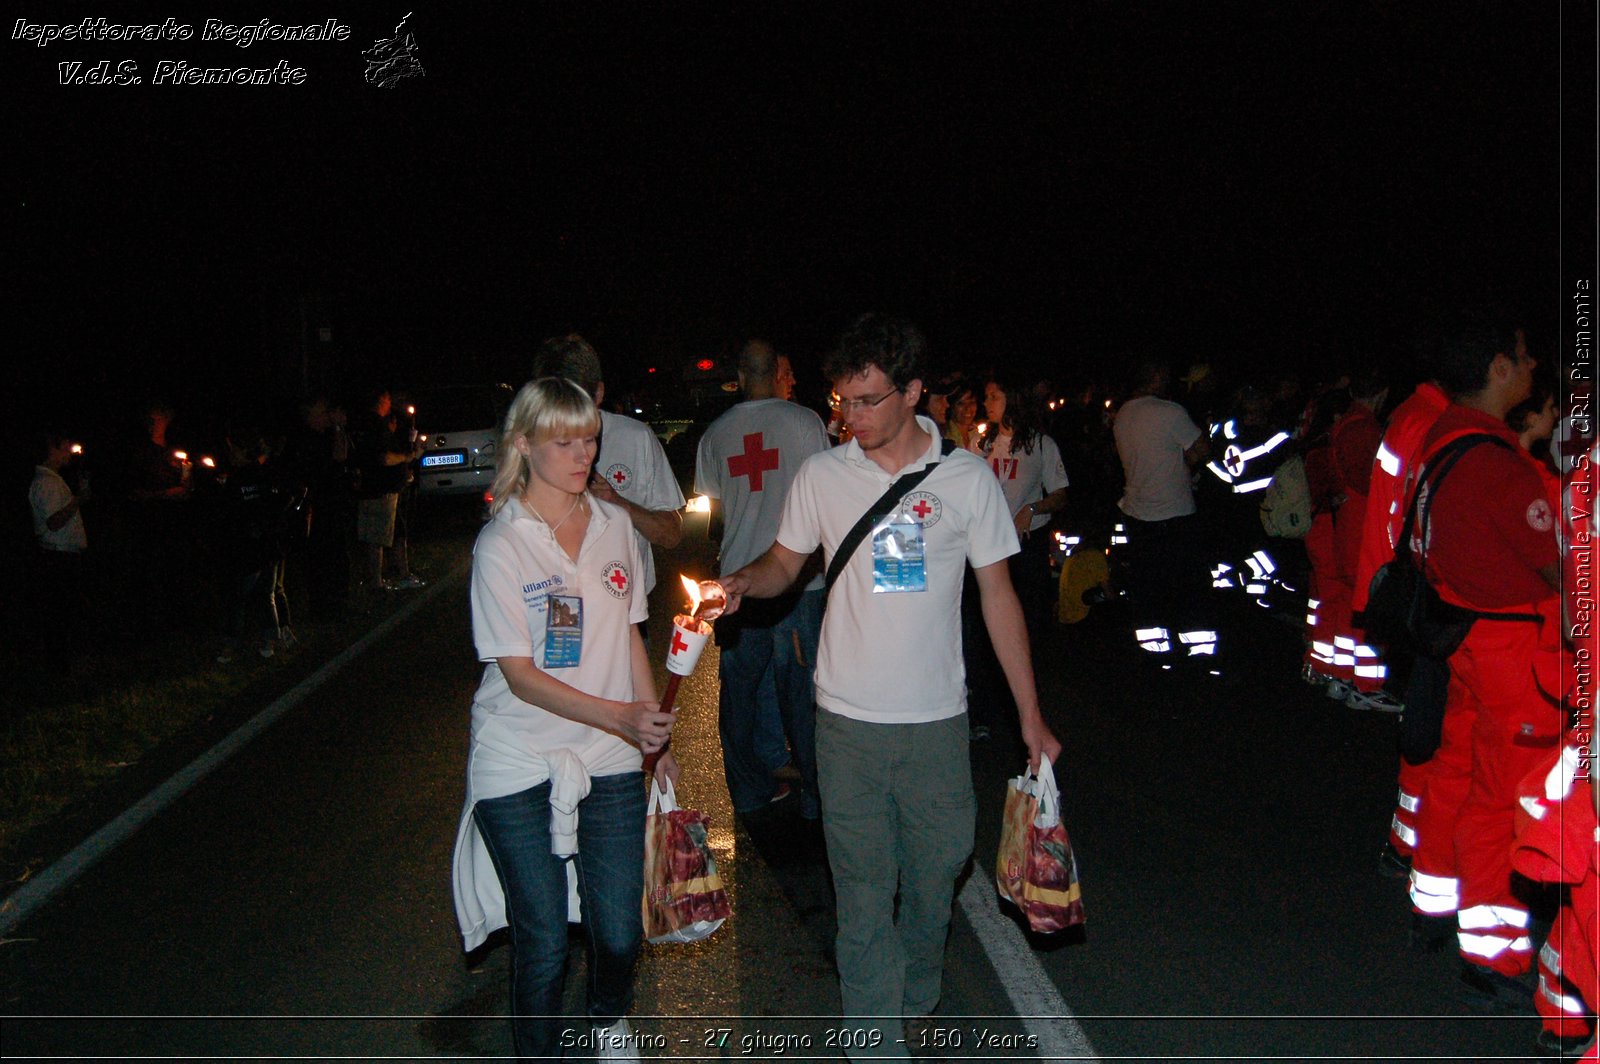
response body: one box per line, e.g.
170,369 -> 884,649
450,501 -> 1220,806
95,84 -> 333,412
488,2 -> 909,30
173,450 -> 188,462
70,444 -> 83,455
201,456 -> 216,469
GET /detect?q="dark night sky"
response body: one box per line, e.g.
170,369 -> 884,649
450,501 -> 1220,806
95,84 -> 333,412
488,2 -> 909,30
5,1 -> 1589,438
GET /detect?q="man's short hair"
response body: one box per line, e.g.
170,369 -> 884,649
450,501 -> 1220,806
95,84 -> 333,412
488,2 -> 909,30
1130,358 -> 1173,394
1429,314 -> 1521,397
532,334 -> 604,397
823,313 -> 926,390
737,339 -> 780,385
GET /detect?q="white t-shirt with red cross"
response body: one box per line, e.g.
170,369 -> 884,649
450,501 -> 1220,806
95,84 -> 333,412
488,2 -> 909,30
776,415 -> 1020,724
694,397 -> 830,581
980,430 -> 1069,533
598,409 -> 686,596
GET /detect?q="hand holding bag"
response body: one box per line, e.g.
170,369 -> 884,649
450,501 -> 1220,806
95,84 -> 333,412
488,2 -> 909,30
641,778 -> 730,944
995,754 -> 1085,934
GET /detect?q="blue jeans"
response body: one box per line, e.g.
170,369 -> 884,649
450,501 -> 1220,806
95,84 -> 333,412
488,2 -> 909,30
472,773 -> 646,1062
716,587 -> 823,815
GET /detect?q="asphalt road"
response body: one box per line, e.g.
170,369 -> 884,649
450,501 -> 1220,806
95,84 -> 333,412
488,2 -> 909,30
0,517 -> 1554,1061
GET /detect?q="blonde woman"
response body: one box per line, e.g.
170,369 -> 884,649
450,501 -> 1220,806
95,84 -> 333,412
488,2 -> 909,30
452,377 -> 677,1062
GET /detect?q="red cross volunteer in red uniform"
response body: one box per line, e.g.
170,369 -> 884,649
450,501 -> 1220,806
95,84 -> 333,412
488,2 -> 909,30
1402,321 -> 1562,1005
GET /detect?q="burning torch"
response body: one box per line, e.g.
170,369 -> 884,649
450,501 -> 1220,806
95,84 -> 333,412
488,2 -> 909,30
643,576 -> 726,772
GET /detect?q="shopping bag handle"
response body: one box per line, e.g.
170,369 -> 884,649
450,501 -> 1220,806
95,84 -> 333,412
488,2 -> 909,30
648,776 -> 680,816
1029,754 -> 1060,828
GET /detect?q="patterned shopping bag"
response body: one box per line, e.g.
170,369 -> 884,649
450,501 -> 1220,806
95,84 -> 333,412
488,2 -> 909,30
995,754 -> 1085,934
642,778 -> 730,944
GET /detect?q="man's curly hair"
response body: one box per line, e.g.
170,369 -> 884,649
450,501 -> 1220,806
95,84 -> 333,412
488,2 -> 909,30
822,313 -> 927,391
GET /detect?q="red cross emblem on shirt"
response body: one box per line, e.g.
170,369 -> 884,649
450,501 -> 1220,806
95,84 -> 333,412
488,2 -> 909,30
910,498 -> 933,520
612,468 -> 629,485
670,629 -> 690,656
726,432 -> 781,492
1223,445 -> 1246,476
609,567 -> 629,591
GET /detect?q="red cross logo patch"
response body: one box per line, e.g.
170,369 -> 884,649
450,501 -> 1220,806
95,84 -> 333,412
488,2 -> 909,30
601,561 -> 631,598
1526,498 -> 1553,533
1223,445 -> 1246,477
605,463 -> 633,490
903,490 -> 942,528
726,431 -> 781,492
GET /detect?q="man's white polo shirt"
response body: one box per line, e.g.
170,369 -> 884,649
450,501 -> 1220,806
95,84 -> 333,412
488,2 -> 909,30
776,415 -> 1018,724
597,409 -> 686,596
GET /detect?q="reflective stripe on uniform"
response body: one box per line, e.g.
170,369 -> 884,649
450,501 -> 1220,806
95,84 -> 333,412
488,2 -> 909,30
1397,790 -> 1420,814
1410,870 -> 1460,914
1459,932 -> 1533,960
1459,904 -> 1531,931
1538,976 -> 1588,1016
1391,818 -> 1418,848
1377,442 -> 1402,477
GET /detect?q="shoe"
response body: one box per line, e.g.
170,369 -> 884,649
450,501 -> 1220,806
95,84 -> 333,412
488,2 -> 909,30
1535,1027 -> 1596,1057
258,640 -> 275,659
1346,688 -> 1405,714
1409,911 -> 1455,953
591,1017 -> 640,1063
389,575 -> 426,590
1325,679 -> 1354,702
1460,963 -> 1536,1014
769,783 -> 794,804
970,724 -> 991,741
215,648 -> 235,664
1377,841 -> 1412,879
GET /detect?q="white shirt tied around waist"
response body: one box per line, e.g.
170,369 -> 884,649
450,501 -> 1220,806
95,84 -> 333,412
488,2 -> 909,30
776,415 -> 1019,725
452,493 -> 648,951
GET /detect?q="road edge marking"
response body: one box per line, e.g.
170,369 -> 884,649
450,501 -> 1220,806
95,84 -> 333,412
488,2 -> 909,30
957,872 -> 1101,1060
0,562 -> 469,937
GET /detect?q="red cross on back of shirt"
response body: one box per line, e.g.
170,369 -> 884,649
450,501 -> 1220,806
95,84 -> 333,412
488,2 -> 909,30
670,629 -> 690,655
727,432 -> 781,492
911,498 -> 933,519
610,568 -> 628,591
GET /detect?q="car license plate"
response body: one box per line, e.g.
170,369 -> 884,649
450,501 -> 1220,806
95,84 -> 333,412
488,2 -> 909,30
422,451 -> 467,468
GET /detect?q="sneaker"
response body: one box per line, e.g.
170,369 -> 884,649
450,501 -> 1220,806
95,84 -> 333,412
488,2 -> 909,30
1346,688 -> 1405,714
215,648 -> 236,664
1460,963 -> 1536,1014
1324,679 -> 1354,702
389,575 -> 427,590
1377,841 -> 1412,879
258,640 -> 275,659
591,1017 -> 640,1063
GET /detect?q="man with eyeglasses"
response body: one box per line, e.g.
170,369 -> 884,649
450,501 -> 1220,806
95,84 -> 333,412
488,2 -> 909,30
715,313 -> 1061,1060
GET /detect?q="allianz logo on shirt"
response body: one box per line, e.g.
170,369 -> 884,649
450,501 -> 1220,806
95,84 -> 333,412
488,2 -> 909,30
522,574 -> 565,598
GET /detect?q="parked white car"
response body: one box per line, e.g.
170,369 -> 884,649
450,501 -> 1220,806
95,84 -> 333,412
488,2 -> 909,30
412,383 -> 514,500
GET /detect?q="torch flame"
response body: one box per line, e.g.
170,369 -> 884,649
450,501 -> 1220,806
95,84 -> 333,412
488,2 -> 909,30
173,450 -> 189,462
680,574 -> 703,616
201,456 -> 216,469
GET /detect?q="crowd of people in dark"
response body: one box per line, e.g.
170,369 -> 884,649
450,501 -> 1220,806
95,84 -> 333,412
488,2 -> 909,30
21,312 -> 1593,1059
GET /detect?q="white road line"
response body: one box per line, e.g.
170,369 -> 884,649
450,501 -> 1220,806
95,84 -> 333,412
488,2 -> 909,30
958,873 -> 1101,1061
0,566 -> 467,938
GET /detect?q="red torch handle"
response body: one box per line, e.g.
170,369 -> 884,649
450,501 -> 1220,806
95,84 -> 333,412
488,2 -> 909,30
642,672 -> 686,774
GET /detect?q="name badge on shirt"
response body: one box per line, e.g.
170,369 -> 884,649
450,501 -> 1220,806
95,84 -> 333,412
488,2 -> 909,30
872,515 -> 926,593
543,594 -> 584,668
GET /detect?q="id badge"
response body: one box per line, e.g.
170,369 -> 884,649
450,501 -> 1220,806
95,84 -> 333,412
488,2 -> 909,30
872,515 -> 927,593
543,594 -> 584,668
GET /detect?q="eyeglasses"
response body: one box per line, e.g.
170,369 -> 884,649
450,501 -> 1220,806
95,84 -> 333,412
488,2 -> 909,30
831,387 -> 902,415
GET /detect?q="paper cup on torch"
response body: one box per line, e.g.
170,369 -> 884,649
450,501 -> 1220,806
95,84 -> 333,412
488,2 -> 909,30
665,616 -> 712,677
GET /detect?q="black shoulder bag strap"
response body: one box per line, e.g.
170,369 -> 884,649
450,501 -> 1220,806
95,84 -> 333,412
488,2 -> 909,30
824,437 -> 958,601
1404,432 -> 1541,623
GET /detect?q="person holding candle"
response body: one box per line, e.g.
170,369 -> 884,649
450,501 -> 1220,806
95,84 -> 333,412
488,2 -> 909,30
451,377 -> 678,1063
714,314 -> 1062,1060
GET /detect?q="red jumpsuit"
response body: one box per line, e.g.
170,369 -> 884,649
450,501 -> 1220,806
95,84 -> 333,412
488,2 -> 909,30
1404,405 -> 1563,975
1513,741 -> 1598,1045
1347,383 -> 1451,858
1329,403 -> 1385,691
